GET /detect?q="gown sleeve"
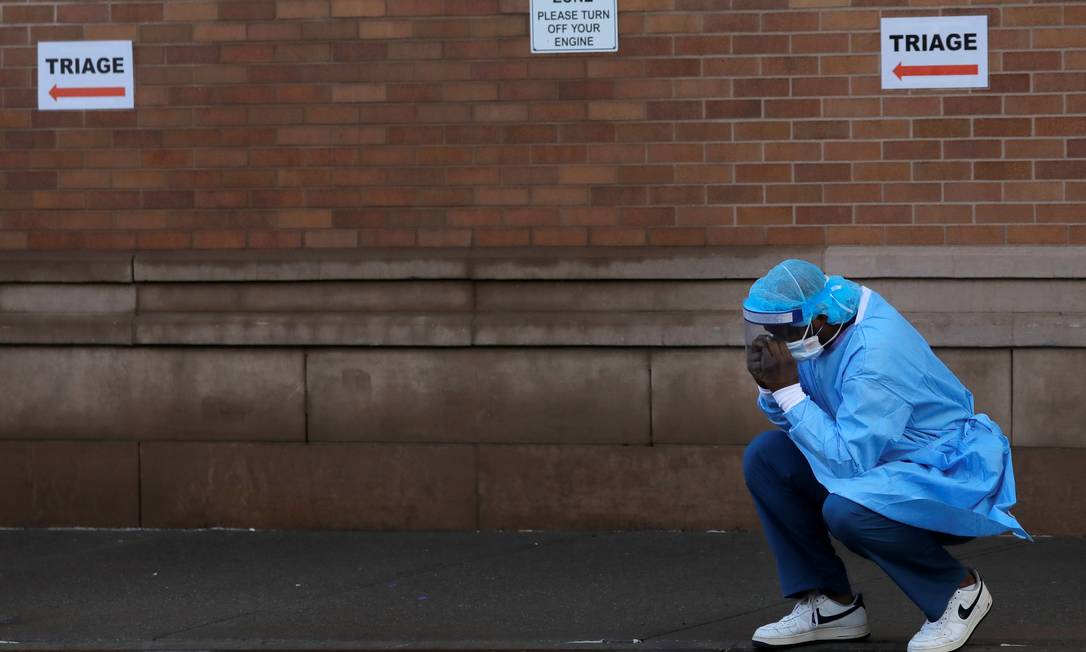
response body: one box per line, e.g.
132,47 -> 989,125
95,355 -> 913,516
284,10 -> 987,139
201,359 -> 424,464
756,388 -> 792,430
782,375 -> 912,479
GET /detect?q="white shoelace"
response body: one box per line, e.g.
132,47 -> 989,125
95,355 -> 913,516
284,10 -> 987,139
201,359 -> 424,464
920,587 -> 964,635
789,592 -> 818,622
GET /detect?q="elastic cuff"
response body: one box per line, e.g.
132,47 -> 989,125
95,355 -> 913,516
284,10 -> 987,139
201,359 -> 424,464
772,383 -> 807,413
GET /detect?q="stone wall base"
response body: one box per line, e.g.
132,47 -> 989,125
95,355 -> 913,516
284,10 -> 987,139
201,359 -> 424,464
1,247 -> 1080,534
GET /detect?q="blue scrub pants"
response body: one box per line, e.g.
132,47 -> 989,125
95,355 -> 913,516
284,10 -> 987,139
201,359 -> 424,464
743,429 -> 972,622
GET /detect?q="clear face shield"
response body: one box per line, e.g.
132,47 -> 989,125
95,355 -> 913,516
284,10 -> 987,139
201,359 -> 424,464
744,307 -> 846,363
742,307 -> 809,350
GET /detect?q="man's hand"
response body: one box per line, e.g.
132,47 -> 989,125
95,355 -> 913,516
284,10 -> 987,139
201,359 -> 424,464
746,334 -> 771,388
758,337 -> 800,392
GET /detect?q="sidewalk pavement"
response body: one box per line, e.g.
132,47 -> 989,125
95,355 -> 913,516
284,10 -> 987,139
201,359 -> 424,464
0,529 -> 1080,651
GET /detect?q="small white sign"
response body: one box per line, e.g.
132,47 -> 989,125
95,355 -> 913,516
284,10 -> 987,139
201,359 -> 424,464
531,0 -> 617,54
37,40 -> 134,110
881,15 -> 988,90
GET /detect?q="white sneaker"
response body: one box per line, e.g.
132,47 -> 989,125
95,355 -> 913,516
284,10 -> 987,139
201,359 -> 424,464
752,591 -> 869,648
908,569 -> 993,652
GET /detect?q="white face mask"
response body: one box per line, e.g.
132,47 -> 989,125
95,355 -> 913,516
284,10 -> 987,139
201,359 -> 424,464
786,321 -> 844,361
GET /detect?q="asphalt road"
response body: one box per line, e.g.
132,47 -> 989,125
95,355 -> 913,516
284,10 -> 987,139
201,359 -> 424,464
0,529 -> 1078,651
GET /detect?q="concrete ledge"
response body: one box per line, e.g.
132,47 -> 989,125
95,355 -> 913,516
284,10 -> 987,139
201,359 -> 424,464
138,281 -> 473,313
0,253 -> 132,283
134,249 -> 470,282
132,247 -> 823,282
649,348 -> 1012,445
469,246 -> 820,280
133,279 -> 1083,315
1,440 -> 1077,532
651,349 -> 770,446
1,279 -> 1083,347
907,313 -> 1015,348
477,311 -> 1085,348
938,349 -> 1013,441
0,313 -> 133,345
473,311 -> 731,347
1012,447 -> 1086,536
0,348 -> 305,441
1012,313 -> 1086,347
826,246 -> 1086,279
4,248 -> 1085,348
1013,349 -> 1086,447
0,441 -> 139,527
908,313 -> 1086,348
477,444 -> 756,530
28,310 -> 1070,348
0,284 -> 135,313
140,443 -> 477,530
134,312 -> 473,346
869,279 -> 1086,314
307,349 -> 651,444
4,247 -> 1085,284
476,280 -> 745,312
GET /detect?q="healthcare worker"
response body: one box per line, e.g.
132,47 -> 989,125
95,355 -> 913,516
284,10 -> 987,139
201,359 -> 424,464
740,259 -> 1028,652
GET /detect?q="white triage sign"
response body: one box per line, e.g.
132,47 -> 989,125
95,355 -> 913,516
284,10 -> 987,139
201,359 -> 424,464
880,15 -> 988,90
530,0 -> 617,54
37,40 -> 134,110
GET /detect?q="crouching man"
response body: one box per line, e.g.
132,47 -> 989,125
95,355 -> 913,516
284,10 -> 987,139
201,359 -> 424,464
741,259 -> 1029,652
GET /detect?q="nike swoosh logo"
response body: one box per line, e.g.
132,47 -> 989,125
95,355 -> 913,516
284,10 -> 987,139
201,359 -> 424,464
958,582 -> 984,620
815,600 -> 863,625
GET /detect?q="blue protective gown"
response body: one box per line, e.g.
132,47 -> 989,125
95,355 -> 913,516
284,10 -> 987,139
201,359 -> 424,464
757,287 -> 1030,540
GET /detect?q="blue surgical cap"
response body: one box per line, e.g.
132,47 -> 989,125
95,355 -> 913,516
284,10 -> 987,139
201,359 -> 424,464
743,259 -> 861,325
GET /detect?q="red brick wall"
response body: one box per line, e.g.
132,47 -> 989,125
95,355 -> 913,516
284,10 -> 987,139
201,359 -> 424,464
2,0 -> 1086,250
